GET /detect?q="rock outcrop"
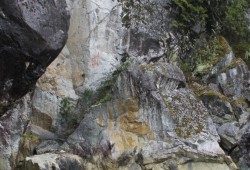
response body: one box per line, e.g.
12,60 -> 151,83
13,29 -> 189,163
20,62 -> 237,169
62,62 -> 236,169
0,94 -> 31,170
196,46 -> 250,169
0,0 -> 249,170
0,0 -> 70,108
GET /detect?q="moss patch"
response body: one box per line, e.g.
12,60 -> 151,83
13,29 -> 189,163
219,58 -> 244,73
162,93 -> 206,139
22,133 -> 40,144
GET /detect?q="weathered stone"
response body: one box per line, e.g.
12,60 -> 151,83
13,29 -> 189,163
217,58 -> 250,99
207,53 -> 250,100
65,0 -> 123,89
29,0 -> 124,138
199,92 -> 237,128
31,89 -> 60,131
35,140 -> 61,155
29,125 -> 59,141
218,122 -> 240,151
66,61 -> 234,168
238,119 -> 250,169
36,46 -> 79,100
210,51 -> 234,76
202,45 -> 250,169
0,94 -> 31,170
22,153 -> 84,170
2,0 -> 242,169
178,162 -> 232,170
0,0 -> 70,106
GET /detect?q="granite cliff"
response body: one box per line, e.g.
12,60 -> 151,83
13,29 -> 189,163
0,0 -> 249,170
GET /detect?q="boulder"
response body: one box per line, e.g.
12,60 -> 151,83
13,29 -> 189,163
0,0 -> 70,107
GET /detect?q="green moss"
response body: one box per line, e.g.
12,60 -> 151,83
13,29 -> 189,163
140,63 -> 169,76
233,98 -> 248,107
22,134 -> 40,144
174,122 -> 204,139
162,94 -> 205,139
203,91 -> 231,102
189,82 -> 230,101
140,63 -> 155,72
219,58 -> 244,73
83,89 -> 93,99
91,93 -> 113,108
218,36 -> 231,55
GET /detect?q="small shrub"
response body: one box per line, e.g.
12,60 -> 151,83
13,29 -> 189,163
91,61 -> 131,108
79,88 -> 94,107
83,89 -> 93,99
60,98 -> 72,121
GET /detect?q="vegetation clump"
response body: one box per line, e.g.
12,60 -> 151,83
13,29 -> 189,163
22,133 -> 40,144
93,61 -> 131,107
80,61 -> 131,111
115,0 -> 250,75
60,97 -> 73,121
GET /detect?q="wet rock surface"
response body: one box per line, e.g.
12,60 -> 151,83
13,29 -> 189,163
0,0 -> 70,107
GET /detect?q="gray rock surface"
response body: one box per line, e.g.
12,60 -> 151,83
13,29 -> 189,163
1,0 -> 248,170
207,54 -> 250,100
66,62 -> 235,169
218,122 -> 240,151
35,140 -> 61,155
0,0 -> 70,107
200,50 -> 250,169
0,94 -> 31,170
238,117 -> 250,169
22,153 -> 84,170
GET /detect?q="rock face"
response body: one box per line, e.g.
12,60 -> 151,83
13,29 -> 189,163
238,118 -> 250,169
0,94 -> 31,170
31,0 -> 124,136
64,62 -> 236,169
0,0 -> 70,107
0,0 -> 249,170
197,47 -> 250,169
